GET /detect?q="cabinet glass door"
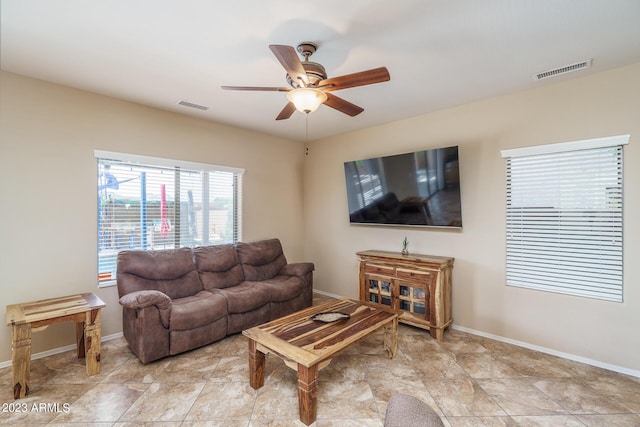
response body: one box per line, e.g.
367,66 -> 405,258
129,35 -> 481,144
398,284 -> 428,317
368,278 -> 392,307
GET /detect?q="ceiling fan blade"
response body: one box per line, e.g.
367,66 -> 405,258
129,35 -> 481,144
221,85 -> 290,92
269,44 -> 309,87
320,67 -> 390,91
323,93 -> 364,117
275,102 -> 296,120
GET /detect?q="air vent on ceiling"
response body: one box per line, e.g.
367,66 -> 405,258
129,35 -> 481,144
177,100 -> 210,111
534,59 -> 592,81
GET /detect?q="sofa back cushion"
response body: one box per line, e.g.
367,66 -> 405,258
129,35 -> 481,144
117,248 -> 202,300
194,244 -> 245,290
235,238 -> 287,281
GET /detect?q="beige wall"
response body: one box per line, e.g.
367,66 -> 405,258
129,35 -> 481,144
2,63 -> 639,374
303,63 -> 640,373
0,71 -> 305,363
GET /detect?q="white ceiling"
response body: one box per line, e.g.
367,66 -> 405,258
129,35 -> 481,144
2,0 -> 640,142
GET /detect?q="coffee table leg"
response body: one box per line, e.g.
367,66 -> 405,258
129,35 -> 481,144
297,363 -> 318,426
11,323 -> 32,399
248,339 -> 265,389
383,317 -> 398,359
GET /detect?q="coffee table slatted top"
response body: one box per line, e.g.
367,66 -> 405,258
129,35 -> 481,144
243,298 -> 397,368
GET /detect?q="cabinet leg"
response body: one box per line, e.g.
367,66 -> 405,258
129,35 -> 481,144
430,327 -> 444,340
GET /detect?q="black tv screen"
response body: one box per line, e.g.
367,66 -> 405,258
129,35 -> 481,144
344,146 -> 462,228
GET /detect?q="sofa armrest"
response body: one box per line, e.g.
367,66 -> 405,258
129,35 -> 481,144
119,290 -> 171,328
278,262 -> 315,277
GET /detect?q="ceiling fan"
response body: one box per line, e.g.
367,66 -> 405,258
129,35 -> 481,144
221,42 -> 390,120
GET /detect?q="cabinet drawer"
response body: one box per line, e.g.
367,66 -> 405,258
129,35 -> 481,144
396,268 -> 432,283
364,264 -> 394,276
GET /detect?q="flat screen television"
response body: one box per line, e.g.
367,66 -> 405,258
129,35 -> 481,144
344,146 -> 462,228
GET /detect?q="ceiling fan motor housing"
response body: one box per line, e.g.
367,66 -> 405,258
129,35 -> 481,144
287,61 -> 327,88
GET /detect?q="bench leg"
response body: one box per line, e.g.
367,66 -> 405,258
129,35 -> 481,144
76,321 -> 86,358
11,323 -> 31,399
84,309 -> 102,375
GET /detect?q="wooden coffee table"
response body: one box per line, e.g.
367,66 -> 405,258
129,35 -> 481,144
242,298 -> 398,425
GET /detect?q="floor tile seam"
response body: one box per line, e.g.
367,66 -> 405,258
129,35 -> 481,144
59,381 -> 106,415
479,404 -> 571,417
29,379 -> 128,424
524,376 -> 632,416
110,382 -> 168,425
415,376 -> 457,420
149,379 -> 209,385
364,381 -> 386,423
519,375 -> 586,416
577,380 -> 640,414
571,409 -> 637,417
432,376 -> 509,418
510,414 -> 587,423
245,377 -> 260,425
179,380 -> 241,424
444,414 -> 518,423
470,377 -> 512,419
466,374 -> 528,381
96,378 -> 159,386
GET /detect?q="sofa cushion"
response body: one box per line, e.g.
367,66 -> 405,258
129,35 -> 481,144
261,276 -> 305,302
235,238 -> 287,281
194,244 -> 245,290
170,291 -> 228,331
212,281 -> 271,313
170,316 -> 227,356
117,248 -> 202,300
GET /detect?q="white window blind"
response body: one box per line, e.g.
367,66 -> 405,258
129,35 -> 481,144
501,135 -> 628,302
95,150 -> 243,286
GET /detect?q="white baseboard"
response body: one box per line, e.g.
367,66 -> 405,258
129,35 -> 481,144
314,289 -> 639,378
0,332 -> 123,369
451,324 -> 640,378
313,289 -> 343,299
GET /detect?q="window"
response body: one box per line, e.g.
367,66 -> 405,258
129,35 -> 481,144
501,135 -> 628,302
95,150 -> 243,286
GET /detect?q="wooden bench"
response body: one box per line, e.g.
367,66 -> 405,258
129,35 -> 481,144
6,293 -> 105,399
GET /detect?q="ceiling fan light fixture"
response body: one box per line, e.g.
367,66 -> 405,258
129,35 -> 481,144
287,88 -> 327,114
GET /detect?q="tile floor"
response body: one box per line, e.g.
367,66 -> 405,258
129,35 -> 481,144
1,294 -> 639,426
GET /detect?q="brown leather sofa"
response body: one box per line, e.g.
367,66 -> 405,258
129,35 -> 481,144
116,238 -> 314,363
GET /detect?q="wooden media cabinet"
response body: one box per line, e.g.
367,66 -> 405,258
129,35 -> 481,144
357,250 -> 454,340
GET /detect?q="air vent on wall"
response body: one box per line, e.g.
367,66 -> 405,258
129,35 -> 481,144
177,100 -> 210,111
534,59 -> 592,81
